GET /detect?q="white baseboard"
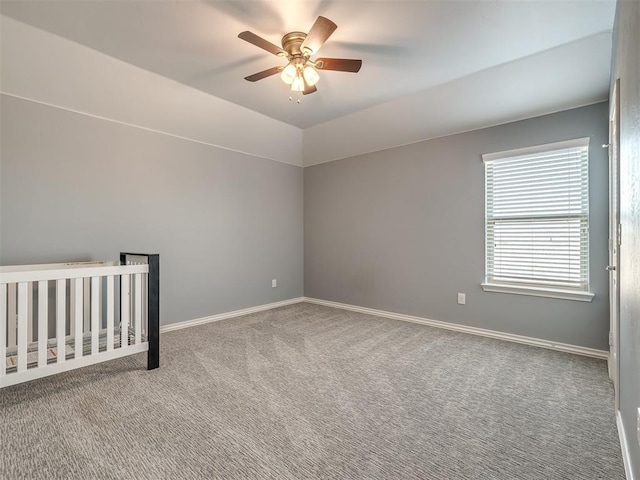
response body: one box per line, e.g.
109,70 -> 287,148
303,297 -> 608,360
159,297 -> 305,333
618,411 -> 636,480
159,295 -> 607,360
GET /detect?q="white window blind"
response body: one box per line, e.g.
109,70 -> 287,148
483,138 -> 590,296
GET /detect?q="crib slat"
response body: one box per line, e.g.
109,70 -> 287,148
38,281 -> 48,367
134,273 -> 142,345
121,274 -> 130,348
91,277 -> 99,355
83,277 -> 91,333
8,283 -> 16,349
1,284 -> 7,376
56,279 -> 66,363
69,281 -> 76,349
17,282 -> 28,372
74,279 -> 83,359
106,275 -> 114,351
27,282 -> 33,344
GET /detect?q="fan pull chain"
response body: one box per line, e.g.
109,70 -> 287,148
288,91 -> 303,104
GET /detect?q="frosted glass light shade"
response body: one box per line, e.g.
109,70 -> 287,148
280,64 -> 297,84
291,74 -> 305,92
303,65 -> 319,86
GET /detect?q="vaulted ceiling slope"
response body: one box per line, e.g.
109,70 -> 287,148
0,1 -> 615,165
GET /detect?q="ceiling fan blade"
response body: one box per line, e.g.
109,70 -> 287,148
300,16 -> 337,55
244,66 -> 282,82
303,85 -> 318,95
315,58 -> 362,73
303,77 -> 318,95
238,31 -> 286,57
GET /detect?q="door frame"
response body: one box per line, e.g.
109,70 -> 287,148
608,78 -> 621,410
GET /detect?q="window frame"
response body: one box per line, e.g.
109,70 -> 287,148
481,138 -> 594,302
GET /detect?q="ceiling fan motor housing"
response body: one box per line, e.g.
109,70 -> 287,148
281,32 -> 308,58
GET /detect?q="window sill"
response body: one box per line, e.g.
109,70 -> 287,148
480,283 -> 595,302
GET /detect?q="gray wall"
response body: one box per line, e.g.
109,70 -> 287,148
612,1 -> 640,476
0,94 -> 304,327
305,102 -> 610,350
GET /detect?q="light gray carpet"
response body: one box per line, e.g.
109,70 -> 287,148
0,303 -> 624,479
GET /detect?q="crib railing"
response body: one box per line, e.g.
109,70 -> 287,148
0,253 -> 159,388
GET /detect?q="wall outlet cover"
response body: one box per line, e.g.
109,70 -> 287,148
272,279 -> 277,288
457,293 -> 466,305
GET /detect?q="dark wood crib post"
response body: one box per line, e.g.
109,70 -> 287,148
120,252 -> 160,370
146,254 -> 160,370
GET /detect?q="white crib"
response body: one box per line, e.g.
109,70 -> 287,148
0,252 -> 159,388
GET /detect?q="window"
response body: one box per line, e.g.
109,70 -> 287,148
481,138 -> 593,302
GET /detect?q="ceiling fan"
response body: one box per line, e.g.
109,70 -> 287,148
238,16 -> 362,100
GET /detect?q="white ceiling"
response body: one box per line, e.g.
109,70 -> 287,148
0,0 -> 616,130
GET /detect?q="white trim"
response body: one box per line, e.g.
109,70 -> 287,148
157,296 -> 606,359
617,410 -> 635,480
303,297 -> 608,359
0,92 -> 302,167
159,297 -> 305,333
481,283 -> 595,302
481,137 -> 590,163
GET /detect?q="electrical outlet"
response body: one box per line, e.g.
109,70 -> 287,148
272,279 -> 277,288
457,293 -> 466,305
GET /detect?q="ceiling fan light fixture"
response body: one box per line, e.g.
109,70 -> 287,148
280,63 -> 297,84
303,65 -> 320,86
